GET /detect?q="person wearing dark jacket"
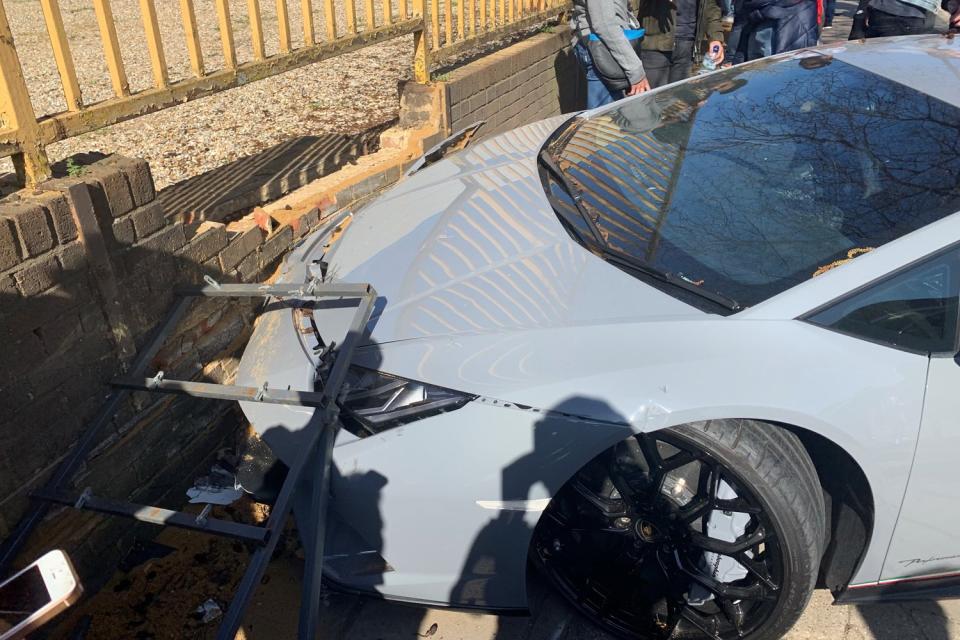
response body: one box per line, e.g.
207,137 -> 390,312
727,0 -> 818,63
848,0 -> 954,37
638,0 -> 726,87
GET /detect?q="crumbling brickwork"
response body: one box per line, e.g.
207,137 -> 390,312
0,155 -> 328,580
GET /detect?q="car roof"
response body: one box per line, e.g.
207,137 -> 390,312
827,34 -> 960,109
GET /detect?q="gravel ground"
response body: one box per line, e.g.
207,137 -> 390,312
3,0 -> 415,188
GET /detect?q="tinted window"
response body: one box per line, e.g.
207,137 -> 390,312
808,248 -> 960,353
549,54 -> 960,309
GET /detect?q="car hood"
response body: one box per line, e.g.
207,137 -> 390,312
323,117 -> 701,346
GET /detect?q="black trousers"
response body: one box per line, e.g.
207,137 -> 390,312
865,7 -> 936,36
641,39 -> 695,89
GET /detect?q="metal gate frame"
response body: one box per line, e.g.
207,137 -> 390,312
0,278 -> 377,640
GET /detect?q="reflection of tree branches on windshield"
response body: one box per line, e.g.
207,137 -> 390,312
693,63 -> 960,216
555,58 -> 960,306
677,60 -> 960,285
565,68 -> 757,262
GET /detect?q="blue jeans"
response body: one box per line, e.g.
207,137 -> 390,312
730,18 -> 773,62
747,20 -> 774,59
574,42 -> 624,110
824,0 -> 836,24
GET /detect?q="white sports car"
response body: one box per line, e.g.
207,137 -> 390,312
239,35 -> 960,639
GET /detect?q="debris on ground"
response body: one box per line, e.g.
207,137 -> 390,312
187,461 -> 244,506
51,498 -> 297,639
196,599 -> 223,624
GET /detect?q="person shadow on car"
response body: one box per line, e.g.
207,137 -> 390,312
447,396 -> 634,638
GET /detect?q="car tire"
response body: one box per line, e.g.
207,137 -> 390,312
532,418 -> 826,640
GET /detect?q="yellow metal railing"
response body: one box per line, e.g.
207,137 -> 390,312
0,0 -> 565,186
422,0 -> 569,71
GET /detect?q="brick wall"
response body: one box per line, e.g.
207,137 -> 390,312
0,155 -> 328,580
442,30 -> 586,138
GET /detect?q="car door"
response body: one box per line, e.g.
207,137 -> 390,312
808,244 -> 960,593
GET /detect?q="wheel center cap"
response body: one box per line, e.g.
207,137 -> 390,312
636,520 -> 661,542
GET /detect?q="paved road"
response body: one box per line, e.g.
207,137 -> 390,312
240,554 -> 960,639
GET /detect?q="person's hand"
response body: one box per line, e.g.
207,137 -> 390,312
707,41 -> 725,64
627,78 -> 651,95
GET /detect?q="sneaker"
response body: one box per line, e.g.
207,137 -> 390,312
823,23 -> 833,28
722,14 -> 734,31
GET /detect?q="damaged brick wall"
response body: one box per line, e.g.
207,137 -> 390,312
0,155 -> 327,582
441,30 -> 586,138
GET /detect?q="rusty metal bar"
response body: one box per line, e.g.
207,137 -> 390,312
468,0 -> 475,34
430,0 -> 440,47
399,0 -> 408,20
113,377 -> 330,407
92,0 -> 129,97
179,0 -> 205,77
479,0 -> 487,31
412,0 -> 429,81
277,0 -> 292,52
248,0 -> 266,60
176,282 -> 374,297
39,0 -> 82,111
444,0 -> 452,42
457,0 -> 464,37
323,0 -> 337,38
431,5 -> 562,62
0,19 -> 423,153
34,490 -> 270,542
498,0 -> 505,25
0,1 -> 48,185
139,0 -> 168,88
364,0 -> 376,30
345,0 -> 358,33
302,0 -> 316,44
3,280 -> 377,640
383,0 -> 393,25
215,0 -> 237,69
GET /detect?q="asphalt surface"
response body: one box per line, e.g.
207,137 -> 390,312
240,554 -> 960,639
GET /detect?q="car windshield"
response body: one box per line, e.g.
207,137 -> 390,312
542,53 -> 960,311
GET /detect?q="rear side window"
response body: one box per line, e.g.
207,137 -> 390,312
807,248 -> 960,354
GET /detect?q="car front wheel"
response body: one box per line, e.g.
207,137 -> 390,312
532,418 -> 825,640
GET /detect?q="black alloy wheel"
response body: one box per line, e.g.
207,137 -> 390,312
532,419 -> 825,640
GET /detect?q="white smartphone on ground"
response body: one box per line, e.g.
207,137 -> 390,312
0,550 -> 82,640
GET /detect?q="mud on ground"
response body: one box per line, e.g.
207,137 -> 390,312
52,499 -> 301,640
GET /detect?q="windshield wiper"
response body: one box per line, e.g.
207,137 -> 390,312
537,149 -> 604,246
600,247 -> 742,312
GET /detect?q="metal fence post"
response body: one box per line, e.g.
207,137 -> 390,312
412,0 -> 431,82
0,0 -> 50,186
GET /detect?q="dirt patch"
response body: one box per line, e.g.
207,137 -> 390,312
52,499 -> 301,640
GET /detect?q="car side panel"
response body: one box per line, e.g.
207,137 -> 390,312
327,400 -> 633,608
879,355 -> 960,585
334,320 -> 926,604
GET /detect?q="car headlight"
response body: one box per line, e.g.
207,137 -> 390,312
338,366 -> 476,436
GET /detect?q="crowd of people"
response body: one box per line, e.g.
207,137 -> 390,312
572,0 -> 960,108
